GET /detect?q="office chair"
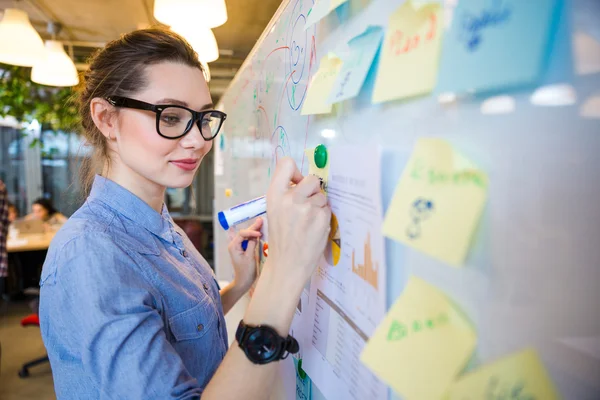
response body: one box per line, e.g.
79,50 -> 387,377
18,313 -> 49,378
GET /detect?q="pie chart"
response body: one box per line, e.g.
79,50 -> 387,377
325,213 -> 341,266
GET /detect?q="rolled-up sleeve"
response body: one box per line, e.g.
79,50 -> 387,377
41,233 -> 203,400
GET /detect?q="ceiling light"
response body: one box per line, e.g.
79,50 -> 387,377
31,41 -> 79,87
0,9 -> 45,67
154,0 -> 228,28
171,24 -> 219,63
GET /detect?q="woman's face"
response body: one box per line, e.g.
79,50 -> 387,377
8,206 -> 17,223
32,204 -> 49,221
112,62 -> 214,190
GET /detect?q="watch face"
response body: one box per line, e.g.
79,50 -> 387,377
246,328 -> 280,362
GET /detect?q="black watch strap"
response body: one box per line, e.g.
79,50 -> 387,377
236,320 -> 299,364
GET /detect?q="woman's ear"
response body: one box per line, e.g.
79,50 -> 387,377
90,98 -> 117,140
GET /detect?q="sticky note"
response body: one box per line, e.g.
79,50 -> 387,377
372,1 -> 443,103
305,0 -> 349,30
301,53 -> 343,115
304,147 -> 330,192
445,349 -> 561,400
360,277 -> 477,399
327,26 -> 384,104
436,0 -> 558,94
382,138 -> 488,266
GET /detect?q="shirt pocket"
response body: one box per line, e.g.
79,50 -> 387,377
168,296 -> 218,342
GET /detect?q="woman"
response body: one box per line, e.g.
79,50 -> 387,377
27,198 -> 68,226
7,201 -> 18,223
39,28 -> 330,399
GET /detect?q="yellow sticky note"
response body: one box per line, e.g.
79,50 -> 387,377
305,0 -> 350,29
304,147 -> 330,193
382,138 -> 488,266
301,53 -> 343,115
361,277 -> 477,399
330,0 -> 349,9
373,1 -> 443,103
446,349 -> 561,400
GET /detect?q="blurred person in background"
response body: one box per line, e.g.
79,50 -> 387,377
0,180 -> 9,293
26,198 -> 68,228
7,201 -> 18,223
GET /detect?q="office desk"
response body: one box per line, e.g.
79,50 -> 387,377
7,232 -> 56,253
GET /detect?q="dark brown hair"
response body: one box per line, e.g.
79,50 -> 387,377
78,28 -> 203,195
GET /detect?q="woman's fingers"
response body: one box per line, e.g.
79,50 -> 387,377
307,192 -> 328,208
238,230 -> 262,239
294,175 -> 322,199
270,158 -> 304,195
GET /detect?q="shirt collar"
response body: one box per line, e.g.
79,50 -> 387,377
89,175 -> 174,242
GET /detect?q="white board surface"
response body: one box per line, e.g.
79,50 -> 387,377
213,0 -> 600,398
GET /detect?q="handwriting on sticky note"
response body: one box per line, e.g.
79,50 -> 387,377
361,276 -> 477,399
446,349 -> 561,400
390,12 -> 437,55
382,138 -> 488,266
387,312 -> 450,341
301,54 -> 343,115
373,1 -> 443,103
461,3 -> 512,51
436,0 -> 557,94
327,26 -> 384,104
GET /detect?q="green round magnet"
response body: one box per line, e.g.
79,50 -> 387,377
298,359 -> 307,380
314,144 -> 328,169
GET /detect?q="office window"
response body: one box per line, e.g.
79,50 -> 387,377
0,125 -> 28,216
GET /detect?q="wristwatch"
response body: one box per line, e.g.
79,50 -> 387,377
235,320 -> 299,365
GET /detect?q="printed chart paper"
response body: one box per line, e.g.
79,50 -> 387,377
303,145 -> 387,400
382,138 -> 488,266
361,276 -> 477,399
373,1 -> 443,103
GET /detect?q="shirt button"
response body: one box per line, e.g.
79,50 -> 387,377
197,324 -> 204,332
203,283 -> 209,292
182,250 -> 188,258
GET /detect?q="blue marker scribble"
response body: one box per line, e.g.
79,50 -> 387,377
406,198 -> 434,240
460,0 -> 512,52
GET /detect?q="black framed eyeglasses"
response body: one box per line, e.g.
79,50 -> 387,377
106,96 -> 227,140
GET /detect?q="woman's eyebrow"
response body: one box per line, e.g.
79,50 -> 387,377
157,98 -> 214,110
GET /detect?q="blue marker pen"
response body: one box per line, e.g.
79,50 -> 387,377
218,195 -> 267,230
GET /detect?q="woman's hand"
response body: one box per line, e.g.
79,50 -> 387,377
227,218 -> 263,293
243,158 -> 331,334
265,158 -> 331,287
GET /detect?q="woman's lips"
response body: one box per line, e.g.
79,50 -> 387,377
170,159 -> 199,171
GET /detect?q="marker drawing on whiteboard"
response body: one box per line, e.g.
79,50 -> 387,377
406,197 -> 434,239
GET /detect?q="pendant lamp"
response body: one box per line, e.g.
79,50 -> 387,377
31,40 -> 79,87
172,24 -> 219,63
154,0 -> 228,28
0,9 -> 45,67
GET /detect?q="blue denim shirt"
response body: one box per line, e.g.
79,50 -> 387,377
39,176 -> 228,399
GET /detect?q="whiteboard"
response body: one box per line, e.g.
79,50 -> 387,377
213,0 -> 600,398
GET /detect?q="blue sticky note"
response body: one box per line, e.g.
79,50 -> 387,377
436,0 -> 559,94
538,0 -> 572,85
327,26 -> 384,104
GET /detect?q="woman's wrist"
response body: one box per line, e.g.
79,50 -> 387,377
243,260 -> 305,336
